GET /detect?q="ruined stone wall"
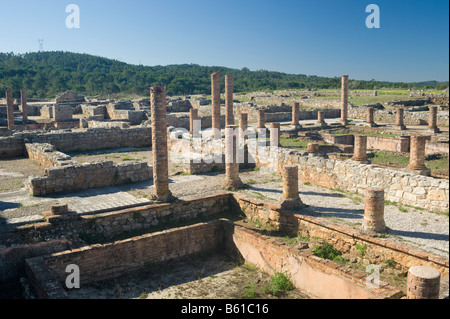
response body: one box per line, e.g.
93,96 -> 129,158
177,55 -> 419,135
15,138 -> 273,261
348,106 -> 449,126
53,105 -> 73,122
0,127 -> 152,158
251,145 -> 449,213
25,143 -> 75,168
367,136 -> 411,153
26,221 -> 224,296
28,160 -> 152,196
166,114 -> 226,131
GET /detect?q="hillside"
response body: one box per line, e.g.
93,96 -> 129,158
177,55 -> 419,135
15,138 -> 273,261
0,51 -> 447,99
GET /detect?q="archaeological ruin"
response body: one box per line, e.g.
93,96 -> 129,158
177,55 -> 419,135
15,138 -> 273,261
0,74 -> 449,301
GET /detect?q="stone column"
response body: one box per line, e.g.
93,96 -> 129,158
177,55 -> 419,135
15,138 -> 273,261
407,266 -> 441,299
317,111 -> 326,126
5,90 -> 15,130
396,107 -> 406,130
257,109 -> 266,129
190,108 -> 199,136
239,112 -> 248,140
211,72 -> 221,139
351,135 -> 369,162
224,125 -> 244,190
366,107 -> 376,127
279,165 -> 304,210
270,123 -> 281,147
150,85 -> 175,203
20,88 -> 28,124
291,103 -> 301,128
225,75 -> 234,126
428,106 -> 439,133
340,75 -> 349,124
407,136 -> 430,176
362,188 -> 386,233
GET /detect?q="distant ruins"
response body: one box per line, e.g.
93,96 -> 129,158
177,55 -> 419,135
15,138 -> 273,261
0,74 -> 448,300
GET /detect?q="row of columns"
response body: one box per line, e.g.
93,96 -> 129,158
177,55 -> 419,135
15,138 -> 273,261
351,134 -> 431,175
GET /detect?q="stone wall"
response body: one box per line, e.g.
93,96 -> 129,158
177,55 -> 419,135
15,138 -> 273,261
233,194 -> 449,277
0,127 -> 152,158
250,144 -> 449,213
25,143 -> 75,168
28,160 -> 153,196
367,136 -> 410,153
53,104 -> 73,122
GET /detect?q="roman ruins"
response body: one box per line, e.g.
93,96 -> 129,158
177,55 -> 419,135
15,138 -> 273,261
0,73 -> 448,300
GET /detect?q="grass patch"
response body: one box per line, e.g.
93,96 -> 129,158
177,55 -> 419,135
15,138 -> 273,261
354,244 -> 367,258
261,272 -> 295,297
280,137 -> 309,149
313,242 -> 346,264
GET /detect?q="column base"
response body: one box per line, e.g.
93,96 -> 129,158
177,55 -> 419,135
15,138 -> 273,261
404,167 -> 431,176
428,127 -> 441,133
395,125 -> 407,131
317,122 -> 328,129
150,191 -> 178,204
361,220 -> 386,234
223,178 -> 244,190
279,197 -> 304,210
351,157 -> 370,164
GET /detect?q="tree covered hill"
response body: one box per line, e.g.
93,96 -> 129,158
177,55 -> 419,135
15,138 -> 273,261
0,51 -> 447,99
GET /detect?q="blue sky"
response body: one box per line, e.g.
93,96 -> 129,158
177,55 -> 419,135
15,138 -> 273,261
0,0 -> 448,82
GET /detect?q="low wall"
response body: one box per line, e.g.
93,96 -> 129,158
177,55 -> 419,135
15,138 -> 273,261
226,222 -> 402,299
25,143 -> 75,168
367,136 -> 410,153
426,141 -> 449,156
25,221 -> 224,298
28,160 -> 152,196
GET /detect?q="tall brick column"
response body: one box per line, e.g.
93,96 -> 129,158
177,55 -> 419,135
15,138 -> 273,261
150,85 -> 175,203
20,88 -> 28,124
340,75 -> 349,124
428,106 -> 439,133
351,135 -> 368,162
225,75 -> 234,126
362,188 -> 386,233
291,103 -> 301,128
257,109 -> 266,129
190,108 -> 199,136
396,107 -> 406,130
224,125 -> 244,190
270,123 -> 281,147
407,136 -> 430,175
279,165 -> 304,210
5,90 -> 15,130
211,72 -> 221,139
407,266 -> 441,299
366,107 -> 375,127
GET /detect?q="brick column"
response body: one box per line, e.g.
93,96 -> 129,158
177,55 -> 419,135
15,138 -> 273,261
190,108 -> 199,136
150,85 -> 175,203
306,143 -> 319,154
362,188 -> 386,233
257,109 -> 266,129
279,165 -> 304,210
291,103 -> 301,128
407,266 -> 441,299
224,125 -> 244,190
407,136 -> 430,175
21,88 -> 28,124
270,123 -> 281,147
5,90 -> 15,129
211,72 -> 221,139
366,107 -> 375,127
351,135 -> 368,162
396,107 -> 406,130
428,106 -> 439,133
239,112 -> 248,140
340,75 -> 349,124
225,75 -> 234,126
